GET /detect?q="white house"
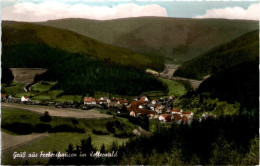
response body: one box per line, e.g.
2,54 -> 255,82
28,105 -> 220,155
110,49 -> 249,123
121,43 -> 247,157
140,96 -> 149,102
84,97 -> 96,105
138,105 -> 144,109
151,99 -> 157,105
21,95 -> 29,102
159,114 -> 172,123
172,108 -> 183,115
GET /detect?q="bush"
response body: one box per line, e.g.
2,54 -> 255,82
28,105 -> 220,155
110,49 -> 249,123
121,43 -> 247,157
71,119 -> 79,124
35,123 -> 51,133
40,111 -> 52,122
106,122 -> 116,133
92,129 -> 109,135
2,122 -> 34,135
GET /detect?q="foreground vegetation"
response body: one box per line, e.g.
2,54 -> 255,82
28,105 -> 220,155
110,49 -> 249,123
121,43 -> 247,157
198,60 -> 258,111
1,107 -> 136,137
43,113 -> 259,165
1,107 -> 136,165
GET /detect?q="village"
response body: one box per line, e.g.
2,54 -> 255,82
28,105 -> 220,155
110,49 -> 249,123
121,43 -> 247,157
1,93 -> 195,124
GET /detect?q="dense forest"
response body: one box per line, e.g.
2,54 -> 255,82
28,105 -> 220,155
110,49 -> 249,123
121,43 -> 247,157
174,30 -> 259,80
2,22 -> 165,71
198,60 -> 259,111
2,43 -> 167,96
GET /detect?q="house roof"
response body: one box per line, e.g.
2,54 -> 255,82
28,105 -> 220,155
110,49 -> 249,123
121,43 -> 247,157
118,99 -> 128,104
173,114 -> 182,120
140,96 -> 148,101
1,94 -> 7,98
154,103 -> 162,108
182,117 -> 188,123
129,100 -> 146,109
172,108 -> 181,112
84,97 -> 96,102
129,108 -> 154,115
161,114 -> 172,122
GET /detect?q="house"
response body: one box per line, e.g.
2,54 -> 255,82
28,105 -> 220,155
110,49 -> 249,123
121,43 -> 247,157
181,111 -> 194,119
159,114 -> 172,123
140,96 -> 149,102
129,108 -> 154,117
117,99 -> 128,105
21,95 -> 29,102
147,103 -> 155,111
172,114 -> 183,124
138,105 -> 144,109
108,101 -> 117,108
1,94 -> 7,100
154,104 -> 164,114
172,108 -> 183,115
127,101 -> 143,110
151,99 -> 157,104
169,96 -> 175,100
96,99 -> 107,105
84,97 -> 96,105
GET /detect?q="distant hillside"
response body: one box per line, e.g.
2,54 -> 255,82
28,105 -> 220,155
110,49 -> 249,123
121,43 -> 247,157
39,17 -> 258,63
2,21 -> 164,71
174,30 -> 259,80
198,60 -> 259,110
2,43 -> 167,96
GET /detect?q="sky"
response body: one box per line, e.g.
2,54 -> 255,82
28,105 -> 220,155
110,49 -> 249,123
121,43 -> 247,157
1,0 -> 259,21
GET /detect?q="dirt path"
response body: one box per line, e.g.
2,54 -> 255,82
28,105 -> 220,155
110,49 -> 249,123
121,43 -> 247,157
2,132 -> 48,153
1,103 -> 112,119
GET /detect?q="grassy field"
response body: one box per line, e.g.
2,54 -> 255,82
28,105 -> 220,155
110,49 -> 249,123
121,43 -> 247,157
2,79 -> 187,103
2,81 -> 83,103
1,107 -> 136,134
159,78 -> 187,97
1,82 -> 25,96
1,107 -> 136,165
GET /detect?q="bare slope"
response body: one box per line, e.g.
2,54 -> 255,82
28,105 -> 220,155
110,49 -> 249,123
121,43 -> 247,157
39,17 -> 258,63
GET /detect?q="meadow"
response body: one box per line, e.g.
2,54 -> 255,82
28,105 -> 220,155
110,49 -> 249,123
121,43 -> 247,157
1,107 -> 137,165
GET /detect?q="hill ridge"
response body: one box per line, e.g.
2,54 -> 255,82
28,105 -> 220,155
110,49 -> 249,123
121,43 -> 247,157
38,17 -> 258,63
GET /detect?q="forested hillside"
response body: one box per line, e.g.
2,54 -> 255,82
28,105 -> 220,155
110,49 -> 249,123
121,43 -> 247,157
174,30 -> 259,80
198,60 -> 258,111
39,17 -> 258,63
2,21 -> 164,71
2,43 -> 167,96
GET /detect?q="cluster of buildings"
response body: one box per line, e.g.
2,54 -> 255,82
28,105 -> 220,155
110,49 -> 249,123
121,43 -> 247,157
2,93 -> 194,124
1,94 -> 30,102
84,96 -> 194,124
